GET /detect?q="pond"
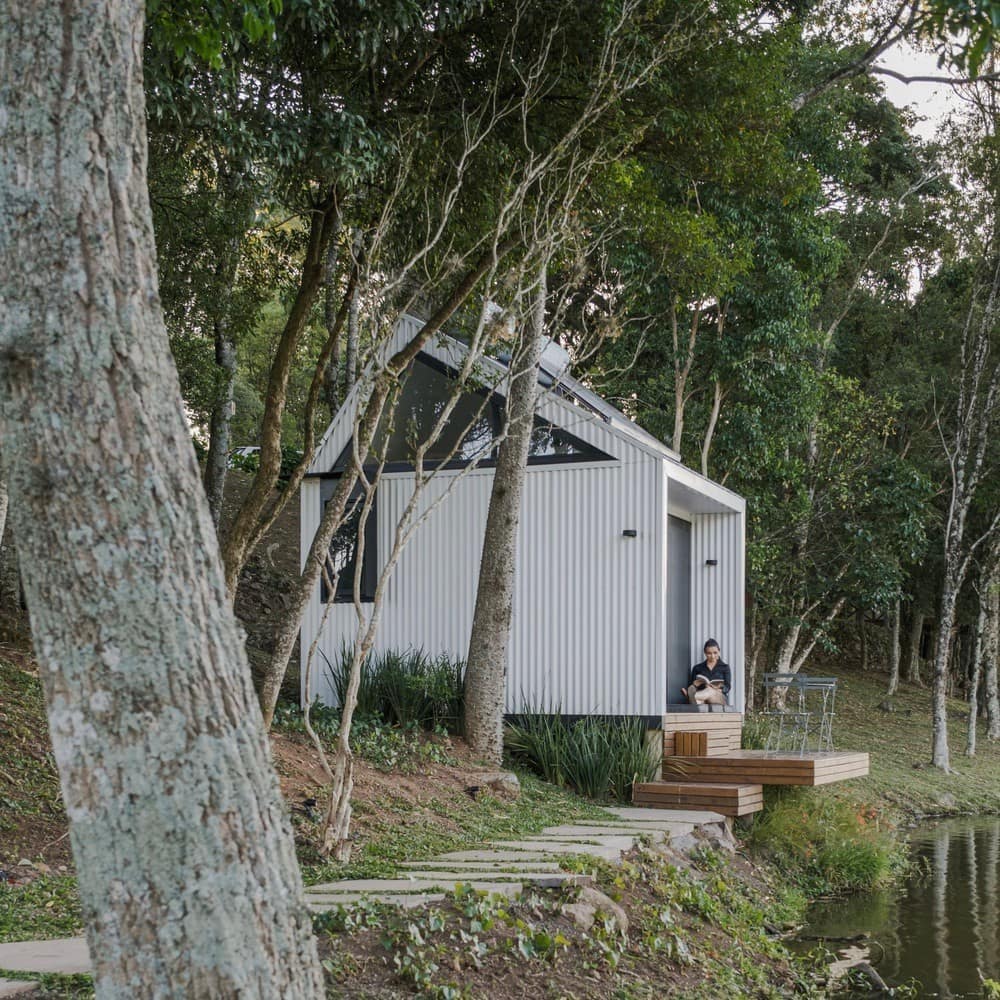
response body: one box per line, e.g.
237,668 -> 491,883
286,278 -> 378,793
799,816 -> 1000,998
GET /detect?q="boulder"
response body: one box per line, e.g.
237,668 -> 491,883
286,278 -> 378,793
467,771 -> 520,801
561,886 -> 628,935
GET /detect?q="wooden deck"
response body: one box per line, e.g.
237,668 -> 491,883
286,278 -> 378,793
662,750 -> 870,787
633,780 -> 763,817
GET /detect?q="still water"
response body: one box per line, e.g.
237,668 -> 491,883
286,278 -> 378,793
800,817 -> 1000,998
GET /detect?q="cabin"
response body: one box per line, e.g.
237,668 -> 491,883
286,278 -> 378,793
299,315 -> 869,814
300,314 -> 746,722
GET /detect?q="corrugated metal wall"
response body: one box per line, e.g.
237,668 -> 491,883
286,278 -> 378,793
689,511 -> 746,712
300,418 -> 668,716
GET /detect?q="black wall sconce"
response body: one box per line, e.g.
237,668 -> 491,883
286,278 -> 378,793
705,558 -> 718,566
622,529 -> 637,538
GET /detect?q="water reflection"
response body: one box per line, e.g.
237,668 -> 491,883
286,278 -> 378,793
800,817 -> 1000,998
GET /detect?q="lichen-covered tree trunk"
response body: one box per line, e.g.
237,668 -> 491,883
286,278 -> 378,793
886,598 -> 901,697
0,472 -> 7,567
203,314 -> 237,530
932,587 -> 960,770
0,4 -> 324,996
907,606 -> 924,685
967,588 -> 987,757
983,580 -> 1000,740
464,270 -> 547,764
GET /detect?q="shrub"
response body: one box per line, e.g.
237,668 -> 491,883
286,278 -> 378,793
743,787 -> 906,895
322,645 -> 465,734
505,709 -> 660,802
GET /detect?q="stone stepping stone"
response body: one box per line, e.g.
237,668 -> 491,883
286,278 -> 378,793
0,981 -> 40,998
307,878 -> 520,894
538,825 -> 668,842
437,850 -> 561,863
400,871 -> 593,887
489,841 -> 625,860
574,818 -> 699,833
509,835 -> 638,851
399,860 -> 563,872
607,806 -> 726,824
0,938 -> 90,976
308,893 -> 447,910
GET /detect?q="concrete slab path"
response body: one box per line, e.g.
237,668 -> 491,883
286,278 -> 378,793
0,937 -> 90,975
0,806 -> 729,975
0,980 -> 40,997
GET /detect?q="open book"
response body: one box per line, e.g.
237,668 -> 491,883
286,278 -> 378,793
691,673 -> 725,690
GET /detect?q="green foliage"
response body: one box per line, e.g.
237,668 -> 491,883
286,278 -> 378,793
0,877 -> 82,944
744,787 -> 907,896
323,646 -> 466,734
504,711 -> 660,802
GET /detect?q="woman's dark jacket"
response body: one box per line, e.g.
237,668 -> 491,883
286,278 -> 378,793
688,659 -> 731,698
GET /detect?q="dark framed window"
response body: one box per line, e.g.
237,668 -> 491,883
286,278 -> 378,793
320,482 -> 377,603
352,354 -> 614,472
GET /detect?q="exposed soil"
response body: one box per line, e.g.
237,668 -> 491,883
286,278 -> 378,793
316,846 -> 807,1000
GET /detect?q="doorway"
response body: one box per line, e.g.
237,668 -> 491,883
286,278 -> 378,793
666,514 -> 692,705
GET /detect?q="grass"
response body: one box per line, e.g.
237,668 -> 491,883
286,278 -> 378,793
786,662 -> 1000,817
300,767 -> 611,883
0,658 -> 65,849
0,876 -> 82,943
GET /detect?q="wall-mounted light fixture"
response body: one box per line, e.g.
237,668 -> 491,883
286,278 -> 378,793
705,558 -> 718,566
622,529 -> 637,538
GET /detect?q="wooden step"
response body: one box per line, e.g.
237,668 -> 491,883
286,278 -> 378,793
632,780 -> 763,817
662,750 -> 870,787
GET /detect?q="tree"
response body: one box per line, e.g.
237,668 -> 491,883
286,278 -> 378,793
464,264 -> 548,763
0,2 -> 324,994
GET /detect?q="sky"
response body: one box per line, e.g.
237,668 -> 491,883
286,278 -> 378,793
877,42 -> 966,140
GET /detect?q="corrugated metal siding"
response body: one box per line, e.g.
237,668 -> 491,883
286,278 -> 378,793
301,423 -> 667,716
689,512 -> 745,712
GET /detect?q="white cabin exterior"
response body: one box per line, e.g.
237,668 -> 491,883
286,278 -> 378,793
300,315 -> 746,718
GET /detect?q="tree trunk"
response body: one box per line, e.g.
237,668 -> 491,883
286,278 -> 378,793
0,4 -> 324,995
907,606 -> 924,685
345,250 -> 360,397
256,242 -> 514,729
886,598 -> 901,697
985,560 -> 1000,739
744,600 -> 769,712
220,193 -> 340,597
967,590 -> 987,756
932,587 -> 959,770
857,607 -> 869,672
0,472 -> 7,568
203,314 -> 237,530
464,269 -> 548,763
323,233 -> 343,414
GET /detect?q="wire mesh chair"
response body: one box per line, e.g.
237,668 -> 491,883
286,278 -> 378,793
761,673 -> 837,755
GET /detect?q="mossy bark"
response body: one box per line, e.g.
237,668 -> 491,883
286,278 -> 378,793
0,3 -> 323,995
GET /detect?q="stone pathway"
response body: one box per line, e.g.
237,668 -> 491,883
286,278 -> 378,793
0,936 -> 91,995
0,805 -> 728,983
304,805 -> 728,911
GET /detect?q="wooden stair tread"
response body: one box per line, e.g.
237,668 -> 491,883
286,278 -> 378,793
661,751 -> 869,788
633,780 -> 764,817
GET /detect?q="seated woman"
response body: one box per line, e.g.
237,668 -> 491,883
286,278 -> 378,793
681,639 -> 731,706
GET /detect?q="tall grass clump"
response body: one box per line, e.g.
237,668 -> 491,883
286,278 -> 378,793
505,708 -> 660,802
744,787 -> 907,895
322,645 -> 465,734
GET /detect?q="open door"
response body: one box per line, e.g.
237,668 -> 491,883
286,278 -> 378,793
666,514 -> 692,705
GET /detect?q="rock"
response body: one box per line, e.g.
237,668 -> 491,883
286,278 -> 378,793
848,961 -> 889,992
935,792 -> 957,810
668,833 -> 701,855
877,699 -> 894,713
469,771 -> 520,801
33,863 -> 51,875
560,886 -> 628,935
699,821 -> 736,853
16,860 -> 31,869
